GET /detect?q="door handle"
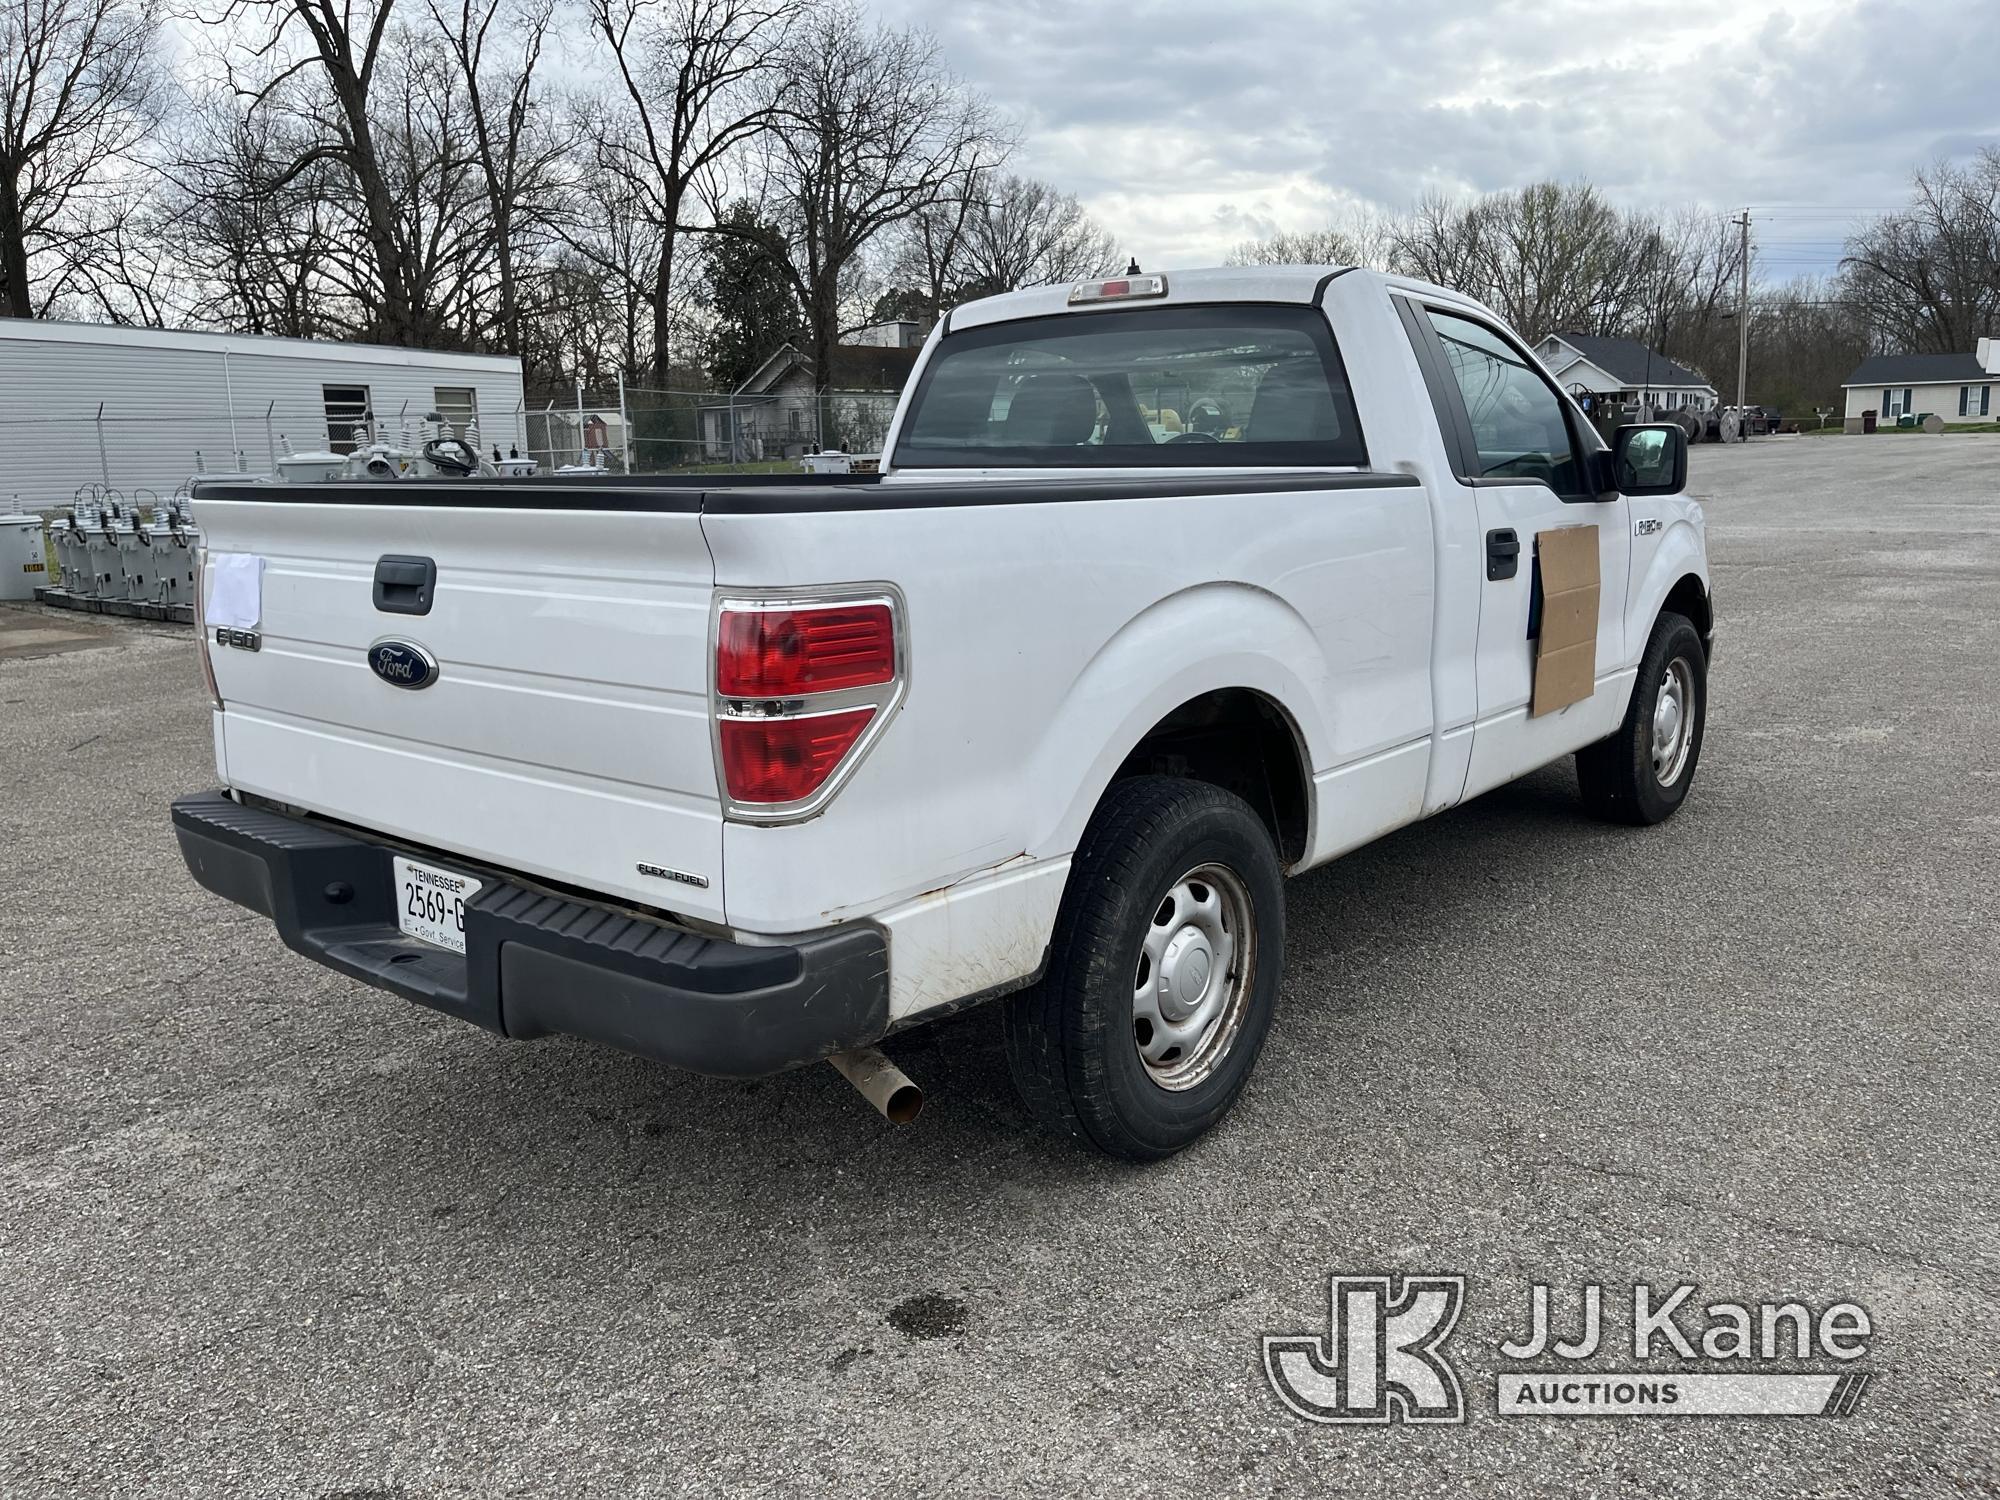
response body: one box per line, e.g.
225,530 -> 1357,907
373,555 -> 436,615
1485,528 -> 1520,581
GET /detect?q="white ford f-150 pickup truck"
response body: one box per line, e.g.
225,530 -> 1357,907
173,266 -> 1711,1159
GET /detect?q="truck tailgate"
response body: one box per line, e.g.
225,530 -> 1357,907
193,495 -> 725,923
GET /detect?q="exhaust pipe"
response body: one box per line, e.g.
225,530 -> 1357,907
827,1046 -> 924,1125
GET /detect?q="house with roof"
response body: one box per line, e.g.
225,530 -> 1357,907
1839,339 -> 1998,427
1533,332 -> 1719,415
698,342 -> 921,462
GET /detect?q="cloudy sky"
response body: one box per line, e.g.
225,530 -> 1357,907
871,0 -> 2000,280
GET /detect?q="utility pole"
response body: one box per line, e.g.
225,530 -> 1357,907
1734,210 -> 1752,416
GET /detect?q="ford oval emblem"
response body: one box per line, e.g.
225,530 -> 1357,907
367,639 -> 439,690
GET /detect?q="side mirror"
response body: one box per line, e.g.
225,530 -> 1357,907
1606,422 -> 1687,497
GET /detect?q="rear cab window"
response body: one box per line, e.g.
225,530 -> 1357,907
892,305 -> 1367,469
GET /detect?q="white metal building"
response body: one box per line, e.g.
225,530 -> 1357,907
0,319 -> 526,509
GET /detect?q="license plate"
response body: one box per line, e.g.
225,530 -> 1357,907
392,855 -> 482,955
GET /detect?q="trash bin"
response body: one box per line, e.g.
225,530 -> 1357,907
0,511 -> 48,601
1862,410 -> 1877,434
1898,413 -> 1916,429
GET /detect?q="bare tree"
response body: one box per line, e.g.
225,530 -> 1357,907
208,0 -> 473,345
963,174 -> 1115,294
1225,213 -> 1389,271
362,32 -> 496,343
579,0 -> 789,380
754,3 -> 1008,392
1386,189 -> 1492,298
158,91 -> 354,335
553,109 -> 674,378
888,170 -> 1112,323
1746,276 -> 1870,418
1638,209 -> 1746,392
1366,185 -> 1742,391
1840,150 -> 2000,354
885,185 -> 980,327
426,0 -> 565,358
0,0 -> 163,316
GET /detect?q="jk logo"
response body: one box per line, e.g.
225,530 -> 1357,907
1262,1275 -> 1467,1425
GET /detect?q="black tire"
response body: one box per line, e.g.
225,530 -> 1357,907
1003,775 -> 1285,1161
1576,611 -> 1707,825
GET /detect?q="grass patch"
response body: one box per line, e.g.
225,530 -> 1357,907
1800,422 -> 2000,437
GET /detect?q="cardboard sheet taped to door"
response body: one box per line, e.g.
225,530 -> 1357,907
1531,525 -> 1599,717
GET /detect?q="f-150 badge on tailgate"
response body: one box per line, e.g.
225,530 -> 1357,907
368,640 -> 439,690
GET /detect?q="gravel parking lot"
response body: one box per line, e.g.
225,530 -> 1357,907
3,436 -> 1997,1499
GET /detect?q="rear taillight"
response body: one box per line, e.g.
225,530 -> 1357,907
193,545 -> 222,709
714,592 -> 903,817
716,602 -> 894,697
718,707 -> 876,804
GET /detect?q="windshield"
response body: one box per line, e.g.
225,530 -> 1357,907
892,305 -> 1367,469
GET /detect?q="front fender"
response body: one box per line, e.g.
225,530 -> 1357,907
1023,581 -> 1329,860
1629,513 -> 1711,660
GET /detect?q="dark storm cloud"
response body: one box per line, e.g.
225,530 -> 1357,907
871,0 -> 2000,270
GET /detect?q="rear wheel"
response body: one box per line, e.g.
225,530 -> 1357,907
1003,776 -> 1285,1161
1576,611 -> 1707,825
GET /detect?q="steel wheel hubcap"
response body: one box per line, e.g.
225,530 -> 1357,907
1133,863 -> 1257,1091
1652,658 -> 1696,786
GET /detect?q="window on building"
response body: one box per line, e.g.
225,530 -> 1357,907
1961,385 -> 1993,418
434,386 -> 478,438
323,385 -> 372,453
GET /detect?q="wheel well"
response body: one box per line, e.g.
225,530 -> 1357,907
1111,689 -> 1309,865
1663,574 -> 1712,648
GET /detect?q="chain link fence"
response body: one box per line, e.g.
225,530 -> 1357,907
3,386 -> 907,507
4,402 -> 532,508
526,386 -> 903,475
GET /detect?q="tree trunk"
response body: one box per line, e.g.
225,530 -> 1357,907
492,201 -> 519,355
651,236 -> 675,386
808,276 -> 841,448
650,182 -> 687,385
326,70 -> 422,346
0,165 -> 34,318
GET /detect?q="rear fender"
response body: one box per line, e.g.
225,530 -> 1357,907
1025,581 -> 1328,861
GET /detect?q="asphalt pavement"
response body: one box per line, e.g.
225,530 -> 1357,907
3,435 -> 1997,1498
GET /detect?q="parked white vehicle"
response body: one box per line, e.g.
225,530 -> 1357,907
173,267 -> 1712,1159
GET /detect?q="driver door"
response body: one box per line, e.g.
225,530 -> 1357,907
1413,307 -> 1630,800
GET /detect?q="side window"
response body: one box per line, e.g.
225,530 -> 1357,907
433,386 -> 477,438
322,384 -> 372,454
1424,310 -> 1585,495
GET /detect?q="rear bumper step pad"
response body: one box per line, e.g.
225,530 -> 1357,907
170,792 -> 890,1076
